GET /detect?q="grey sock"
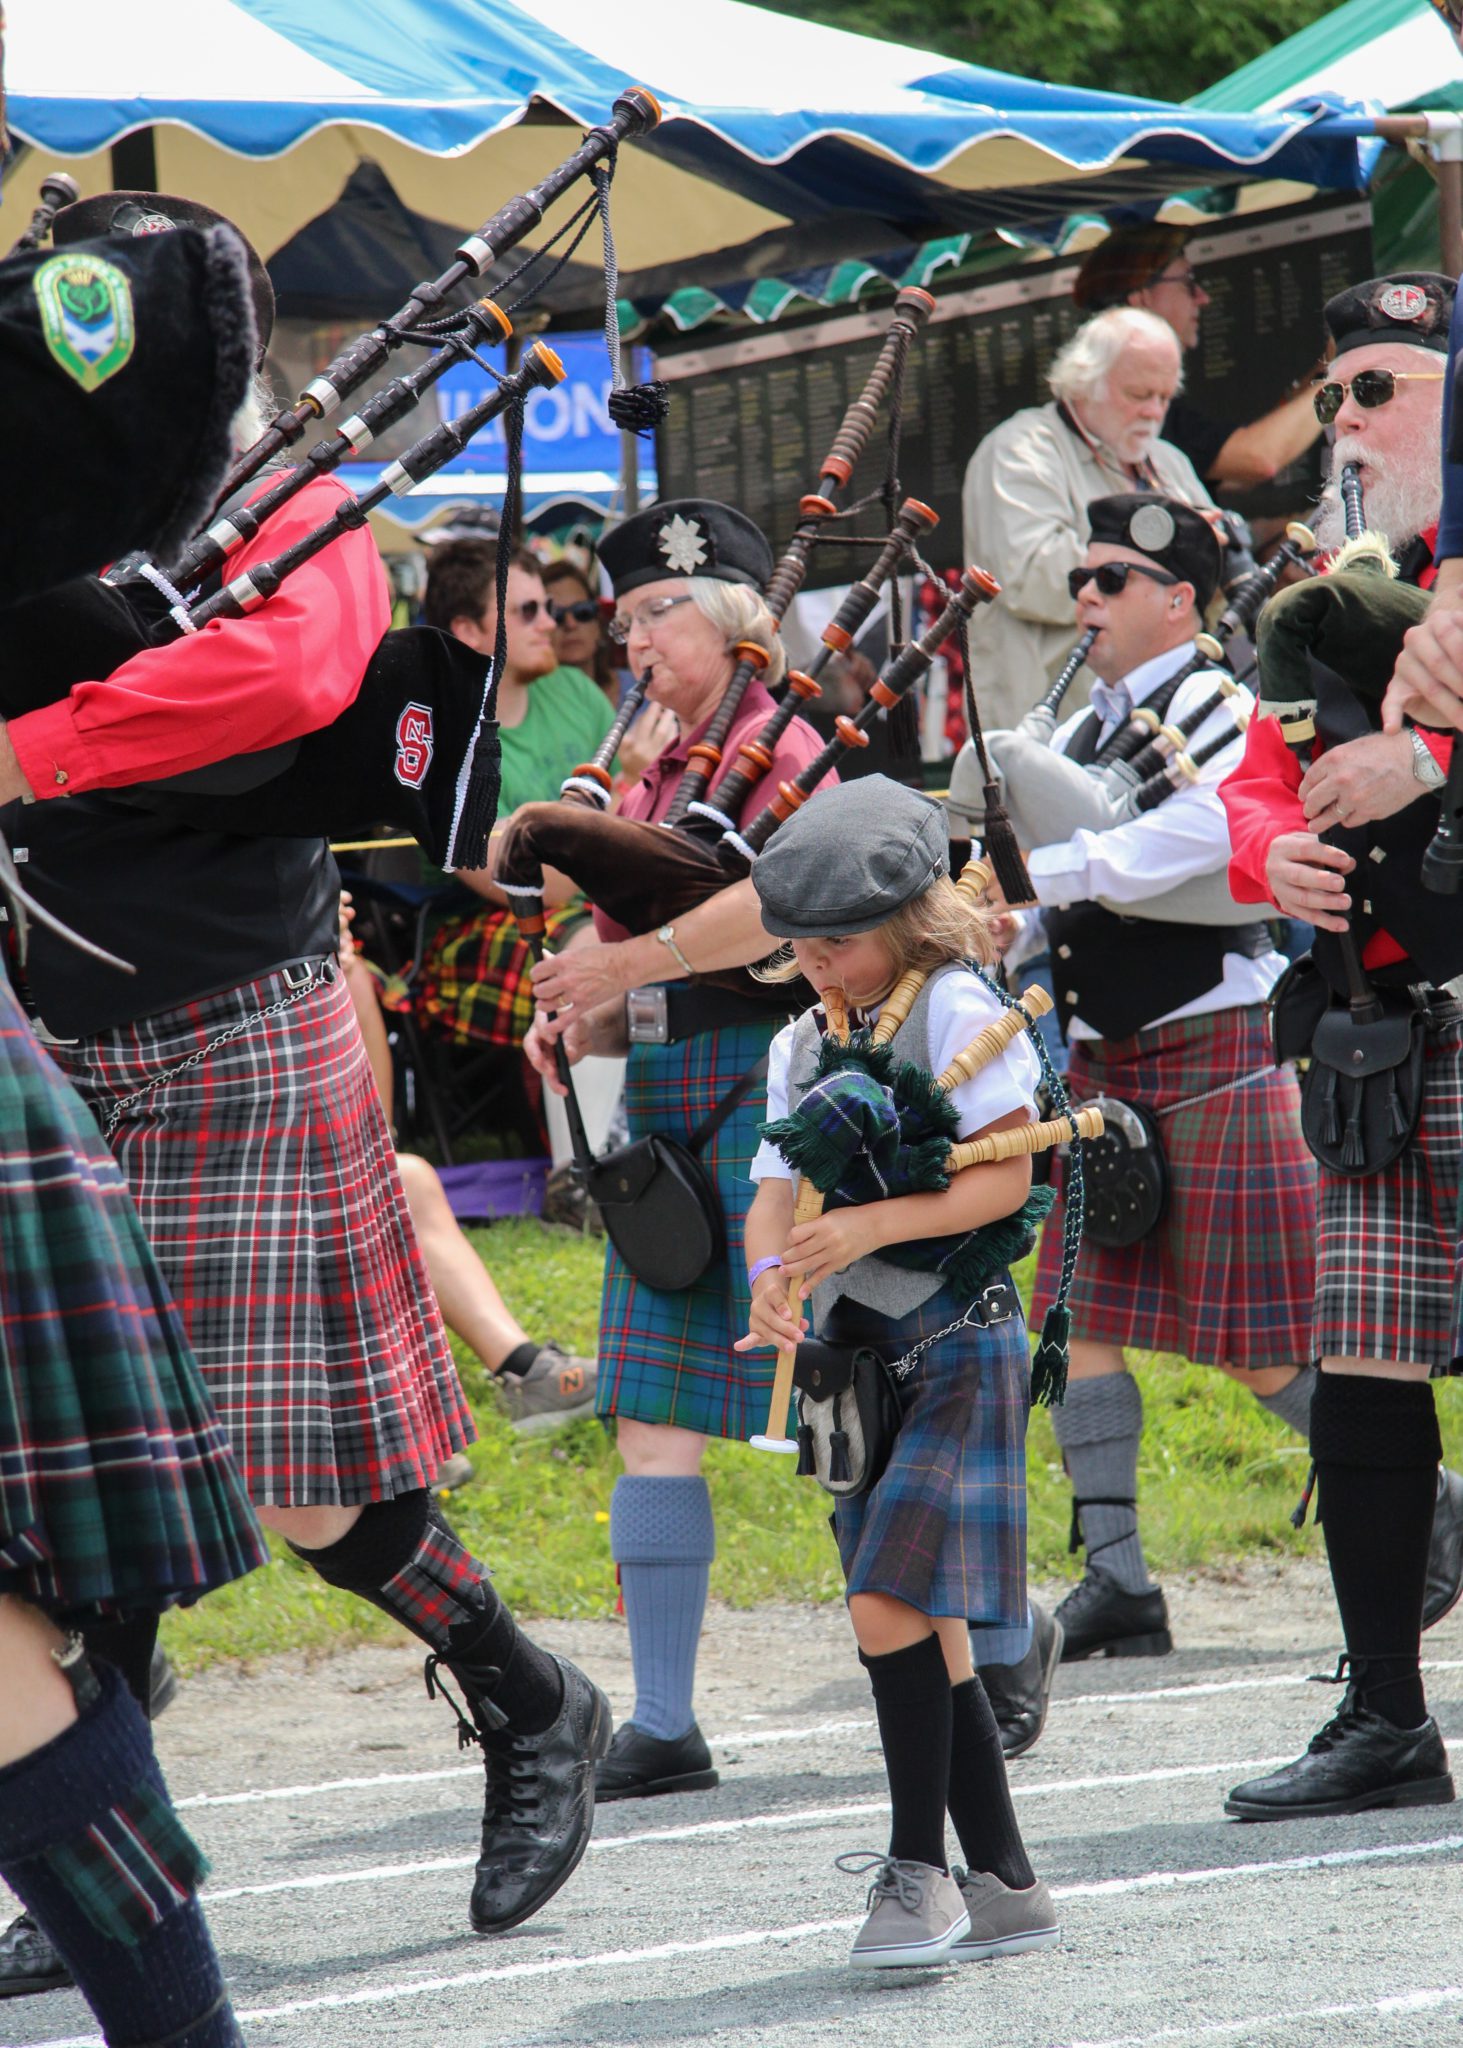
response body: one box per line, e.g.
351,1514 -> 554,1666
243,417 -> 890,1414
1254,1366 -> 1317,1438
1051,1372 -> 1152,1593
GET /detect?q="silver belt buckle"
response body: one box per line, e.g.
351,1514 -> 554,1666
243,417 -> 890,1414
976,1281 -> 1014,1326
281,959 -> 317,990
626,985 -> 670,1044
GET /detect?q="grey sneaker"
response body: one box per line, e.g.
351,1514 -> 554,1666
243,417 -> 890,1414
495,1345 -> 597,1435
434,1452 -> 477,1492
950,1868 -> 1060,1961
838,1853 -> 969,1969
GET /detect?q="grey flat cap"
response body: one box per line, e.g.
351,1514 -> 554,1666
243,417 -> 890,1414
752,775 -> 948,938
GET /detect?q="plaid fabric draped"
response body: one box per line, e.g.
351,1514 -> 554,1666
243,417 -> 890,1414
826,1281 -> 1030,1627
1034,1004 -> 1317,1369
1314,1015 -> 1463,1376
52,965 -> 472,1508
0,972 -> 265,1621
597,1021 -> 783,1441
415,899 -> 589,1049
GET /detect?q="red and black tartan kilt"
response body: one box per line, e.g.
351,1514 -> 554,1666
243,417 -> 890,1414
1315,1014 -> 1463,1376
1034,1004 -> 1317,1368
51,963 -> 473,1507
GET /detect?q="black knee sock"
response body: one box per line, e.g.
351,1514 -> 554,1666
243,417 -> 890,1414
1311,1372 -> 1442,1730
946,1676 -> 1036,1891
862,1635 -> 952,1872
82,1613 -> 160,1715
294,1492 -> 563,1734
0,1658 -> 239,2046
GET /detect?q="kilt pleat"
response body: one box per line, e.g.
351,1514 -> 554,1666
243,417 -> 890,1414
1315,1016 -> 1463,1376
596,1021 -> 782,1441
1034,1005 -> 1317,1369
828,1283 -> 1029,1627
0,973 -> 266,1619
52,965 -> 472,1507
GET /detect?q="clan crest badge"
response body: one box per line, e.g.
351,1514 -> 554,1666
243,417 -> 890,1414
33,253 -> 136,393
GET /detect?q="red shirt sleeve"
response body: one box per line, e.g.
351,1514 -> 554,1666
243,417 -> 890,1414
8,475 -> 389,799
1218,712 -> 1305,904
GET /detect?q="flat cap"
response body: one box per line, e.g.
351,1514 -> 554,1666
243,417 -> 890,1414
1072,224 -> 1191,313
54,191 -> 274,361
1086,491 -> 1222,609
752,775 -> 948,939
599,498 -> 772,599
1324,272 -> 1455,358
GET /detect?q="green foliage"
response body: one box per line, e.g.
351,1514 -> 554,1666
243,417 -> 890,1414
757,0 -> 1335,106
159,1221 -> 1463,1672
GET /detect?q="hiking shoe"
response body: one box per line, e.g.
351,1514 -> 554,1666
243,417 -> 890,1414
980,1602 -> 1064,1759
495,1345 -> 597,1435
434,1451 -> 477,1493
595,1720 -> 719,1801
0,1913 -> 72,1999
950,1869 -> 1061,1960
1425,1465 -> 1463,1631
1056,1569 -> 1172,1662
838,1854 -> 969,1969
1224,1690 -> 1455,1820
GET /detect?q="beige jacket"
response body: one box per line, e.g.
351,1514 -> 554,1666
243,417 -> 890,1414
961,402 -> 1215,734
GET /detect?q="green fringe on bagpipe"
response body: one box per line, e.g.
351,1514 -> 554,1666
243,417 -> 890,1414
877,1185 -> 1055,1301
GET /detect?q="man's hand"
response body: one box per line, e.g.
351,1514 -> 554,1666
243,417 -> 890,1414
523,1008 -> 592,1095
1383,605 -> 1463,735
1298,731 -> 1421,833
530,935 -> 630,1016
1264,830 -> 1354,933
781,1205 -> 883,1291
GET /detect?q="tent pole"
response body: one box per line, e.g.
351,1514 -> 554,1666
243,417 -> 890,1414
1373,112 -> 1463,279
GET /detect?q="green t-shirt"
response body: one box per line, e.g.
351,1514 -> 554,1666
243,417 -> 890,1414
498,663 -> 616,817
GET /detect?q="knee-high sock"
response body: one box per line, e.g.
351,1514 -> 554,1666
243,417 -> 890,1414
862,1635 -> 952,1871
946,1675 -> 1036,1890
1311,1371 -> 1441,1730
295,1491 -> 562,1735
610,1474 -> 713,1741
0,1658 -> 240,2046
1050,1372 -> 1152,1593
1254,1366 -> 1317,1437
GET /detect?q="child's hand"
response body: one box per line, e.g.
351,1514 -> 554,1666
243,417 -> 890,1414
734,1266 -> 806,1352
783,1207 -> 881,1290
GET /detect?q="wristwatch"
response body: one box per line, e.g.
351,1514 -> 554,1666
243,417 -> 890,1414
656,922 -> 696,976
1409,728 -> 1447,791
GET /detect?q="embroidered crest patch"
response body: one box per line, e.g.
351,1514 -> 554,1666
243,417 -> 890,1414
394,702 -> 435,790
1376,281 -> 1428,324
657,513 -> 708,576
33,253 -> 136,393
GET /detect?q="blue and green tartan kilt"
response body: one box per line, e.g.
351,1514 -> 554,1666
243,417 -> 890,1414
0,973 -> 266,1623
596,1021 -> 783,1440
825,1280 -> 1030,1628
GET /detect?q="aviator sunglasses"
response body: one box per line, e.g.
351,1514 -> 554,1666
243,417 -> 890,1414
1313,368 -> 1445,425
1066,561 -> 1179,601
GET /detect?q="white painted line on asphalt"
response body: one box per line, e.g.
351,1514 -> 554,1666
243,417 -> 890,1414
18,1836 -> 1463,2047
1058,1982 -> 1463,2047
177,1764 -> 477,1810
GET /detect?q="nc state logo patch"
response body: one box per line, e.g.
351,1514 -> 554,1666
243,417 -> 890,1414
394,702 -> 434,790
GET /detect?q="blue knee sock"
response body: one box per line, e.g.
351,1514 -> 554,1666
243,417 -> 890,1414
611,1475 -> 714,1741
0,1657 -> 240,2046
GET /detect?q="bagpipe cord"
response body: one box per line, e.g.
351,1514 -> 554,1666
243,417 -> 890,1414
595,159 -> 668,436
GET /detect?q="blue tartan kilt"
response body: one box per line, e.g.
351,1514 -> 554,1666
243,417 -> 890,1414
597,1021 -> 783,1440
825,1279 -> 1030,1628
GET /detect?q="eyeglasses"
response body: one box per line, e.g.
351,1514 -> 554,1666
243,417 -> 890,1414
1312,369 -> 1446,424
1149,268 -> 1204,298
549,598 -> 601,626
608,594 -> 695,645
1066,561 -> 1179,601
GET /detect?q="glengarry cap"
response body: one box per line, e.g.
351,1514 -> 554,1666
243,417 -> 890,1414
752,775 -> 949,938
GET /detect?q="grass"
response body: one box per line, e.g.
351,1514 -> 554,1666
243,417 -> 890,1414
159,1220 -> 1463,1673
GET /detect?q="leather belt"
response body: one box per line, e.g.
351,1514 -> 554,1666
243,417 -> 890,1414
626,981 -> 791,1045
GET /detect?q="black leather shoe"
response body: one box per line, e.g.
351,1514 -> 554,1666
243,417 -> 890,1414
979,1603 -> 1064,1759
150,1643 -> 179,1718
0,1913 -> 73,1999
1424,1466 -> 1463,1632
1225,1691 -> 1455,1820
595,1720 -> 719,1801
469,1655 -> 612,1933
1056,1570 -> 1172,1662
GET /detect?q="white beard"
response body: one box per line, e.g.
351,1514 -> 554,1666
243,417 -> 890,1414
1312,425 -> 1441,555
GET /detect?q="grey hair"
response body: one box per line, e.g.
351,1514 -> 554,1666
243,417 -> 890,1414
229,369 -> 278,455
687,578 -> 788,688
1048,306 -> 1183,407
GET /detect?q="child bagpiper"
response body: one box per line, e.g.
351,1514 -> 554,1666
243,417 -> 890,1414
739,776 -> 1062,1970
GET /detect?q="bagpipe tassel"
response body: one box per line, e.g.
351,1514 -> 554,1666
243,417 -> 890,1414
609,381 -> 669,436
979,779 -> 1036,906
795,1422 -> 816,1478
1032,1302 -> 1070,1410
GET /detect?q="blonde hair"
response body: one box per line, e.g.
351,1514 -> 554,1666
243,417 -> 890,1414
687,578 -> 788,688
757,872 -> 999,985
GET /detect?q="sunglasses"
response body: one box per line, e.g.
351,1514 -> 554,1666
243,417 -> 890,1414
1067,561 -> 1179,601
503,598 -> 552,624
549,598 -> 601,626
1312,368 -> 1445,424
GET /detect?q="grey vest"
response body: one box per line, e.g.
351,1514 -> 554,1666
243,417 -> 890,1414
786,963 -> 967,1323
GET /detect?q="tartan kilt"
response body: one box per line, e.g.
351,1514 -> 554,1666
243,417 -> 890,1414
1034,1004 -> 1316,1368
827,1281 -> 1029,1628
1315,1014 -> 1463,1376
0,973 -> 266,1620
51,963 -> 473,1507
415,899 -> 588,1049
597,1021 -> 783,1440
